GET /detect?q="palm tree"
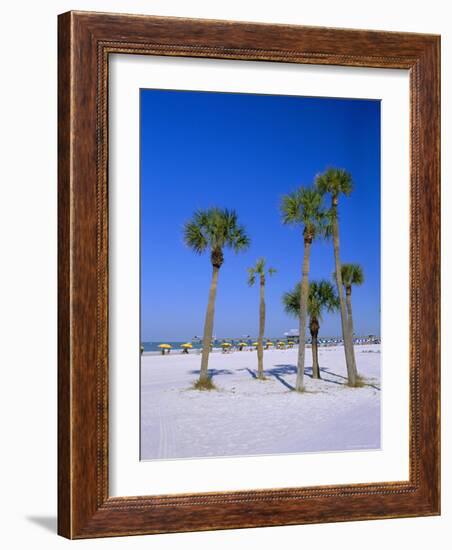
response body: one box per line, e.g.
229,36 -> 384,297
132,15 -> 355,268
247,258 -> 276,380
340,263 -> 364,345
316,168 -> 357,386
281,187 -> 328,392
283,280 -> 339,379
184,208 -> 250,387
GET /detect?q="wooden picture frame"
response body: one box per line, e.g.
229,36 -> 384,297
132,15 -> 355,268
58,11 -> 440,539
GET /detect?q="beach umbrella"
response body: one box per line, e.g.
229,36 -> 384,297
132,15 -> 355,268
181,342 -> 192,354
238,342 -> 247,346
158,343 -> 172,355
266,341 -> 274,346
252,342 -> 259,347
221,342 -> 232,353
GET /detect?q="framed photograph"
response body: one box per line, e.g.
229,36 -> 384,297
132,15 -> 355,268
58,11 -> 440,539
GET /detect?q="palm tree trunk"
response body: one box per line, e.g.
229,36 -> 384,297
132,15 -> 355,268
296,238 -> 312,392
332,206 -> 357,386
345,286 -> 355,346
257,278 -> 265,379
310,317 -> 321,379
199,265 -> 220,382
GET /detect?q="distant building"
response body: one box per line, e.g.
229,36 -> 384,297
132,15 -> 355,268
284,329 -> 299,343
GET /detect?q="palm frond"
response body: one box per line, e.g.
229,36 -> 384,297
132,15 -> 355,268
315,167 -> 353,197
229,224 -> 251,253
281,186 -> 325,239
248,257 -> 277,285
314,280 -> 340,316
247,267 -> 256,287
254,258 -> 265,274
184,207 -> 250,258
183,220 -> 208,254
282,283 -> 301,317
281,191 -> 302,225
283,280 -> 339,321
341,263 -> 364,286
320,208 -> 335,240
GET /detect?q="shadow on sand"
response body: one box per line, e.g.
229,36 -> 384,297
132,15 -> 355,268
190,364 -> 380,391
242,363 -> 377,391
189,369 -> 233,379
320,367 -> 381,391
240,364 -> 297,390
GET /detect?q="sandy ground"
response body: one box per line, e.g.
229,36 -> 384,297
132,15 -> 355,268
140,344 -> 381,460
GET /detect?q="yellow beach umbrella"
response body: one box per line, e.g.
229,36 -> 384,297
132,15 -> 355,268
238,342 -> 247,346
181,342 -> 192,354
266,341 -> 274,346
158,343 -> 172,355
221,342 -> 232,347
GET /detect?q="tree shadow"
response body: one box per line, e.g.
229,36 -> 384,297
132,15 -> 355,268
267,364 -> 297,376
239,363 -> 380,392
25,516 -> 57,533
264,364 -> 297,391
239,364 -> 296,390
243,367 -> 257,380
189,369 -> 233,378
319,367 -> 381,391
271,373 -> 295,391
265,364 -> 348,389
304,366 -> 346,386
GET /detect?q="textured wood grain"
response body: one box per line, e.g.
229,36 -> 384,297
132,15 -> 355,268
57,11 -> 72,538
58,11 -> 440,539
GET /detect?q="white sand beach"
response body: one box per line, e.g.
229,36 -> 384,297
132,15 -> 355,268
140,344 -> 381,460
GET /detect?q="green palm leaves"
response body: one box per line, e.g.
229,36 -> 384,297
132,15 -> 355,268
315,167 -> 353,199
283,281 -> 339,321
341,263 -> 364,288
184,208 -> 250,266
247,257 -> 276,287
281,187 -> 330,240
309,280 -> 340,319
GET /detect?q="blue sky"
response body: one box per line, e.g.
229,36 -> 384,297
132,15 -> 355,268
140,89 -> 380,341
